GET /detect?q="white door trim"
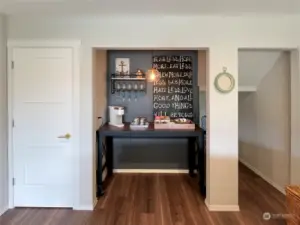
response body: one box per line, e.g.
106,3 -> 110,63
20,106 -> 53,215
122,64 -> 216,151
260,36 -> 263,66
7,39 -> 81,209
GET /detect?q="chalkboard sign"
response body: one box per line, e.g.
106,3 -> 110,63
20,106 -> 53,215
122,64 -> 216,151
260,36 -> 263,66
153,55 -> 194,120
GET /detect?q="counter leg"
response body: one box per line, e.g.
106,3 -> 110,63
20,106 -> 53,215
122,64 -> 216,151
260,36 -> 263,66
106,136 -> 114,176
97,133 -> 104,197
198,134 -> 206,197
188,137 -> 195,177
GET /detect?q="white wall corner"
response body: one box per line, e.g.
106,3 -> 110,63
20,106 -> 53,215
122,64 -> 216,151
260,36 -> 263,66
239,158 -> 286,195
0,206 -> 8,217
238,86 -> 257,92
205,199 -> 240,212
0,14 -> 9,216
290,48 -> 300,185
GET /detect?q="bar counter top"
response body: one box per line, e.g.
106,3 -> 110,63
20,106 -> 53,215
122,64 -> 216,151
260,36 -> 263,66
98,122 -> 204,137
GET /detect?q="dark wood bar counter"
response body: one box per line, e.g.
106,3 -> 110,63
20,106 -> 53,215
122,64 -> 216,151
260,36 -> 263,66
96,122 -> 206,198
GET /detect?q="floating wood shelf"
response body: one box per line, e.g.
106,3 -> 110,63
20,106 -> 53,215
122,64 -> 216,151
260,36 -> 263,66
111,73 -> 146,79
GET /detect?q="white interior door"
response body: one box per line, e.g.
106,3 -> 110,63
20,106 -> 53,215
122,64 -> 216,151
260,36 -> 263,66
12,47 -> 74,207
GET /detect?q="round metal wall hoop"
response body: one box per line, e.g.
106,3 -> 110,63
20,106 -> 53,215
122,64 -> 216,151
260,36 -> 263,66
214,67 -> 235,93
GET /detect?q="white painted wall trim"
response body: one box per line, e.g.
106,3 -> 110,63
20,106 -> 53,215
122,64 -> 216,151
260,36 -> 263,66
7,39 -> 82,210
199,86 -> 257,92
113,169 -> 190,174
239,158 -> 286,195
205,199 -> 240,212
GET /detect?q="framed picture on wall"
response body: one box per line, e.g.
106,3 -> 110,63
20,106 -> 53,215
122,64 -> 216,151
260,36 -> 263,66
115,58 -> 130,75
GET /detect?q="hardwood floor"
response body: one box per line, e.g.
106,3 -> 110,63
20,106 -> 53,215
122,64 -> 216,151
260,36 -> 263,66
0,164 -> 287,225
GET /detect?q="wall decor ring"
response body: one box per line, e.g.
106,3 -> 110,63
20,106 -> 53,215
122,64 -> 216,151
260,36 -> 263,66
214,67 -> 235,93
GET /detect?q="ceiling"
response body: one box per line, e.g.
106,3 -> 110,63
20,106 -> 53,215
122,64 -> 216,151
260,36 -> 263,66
1,0 -> 300,15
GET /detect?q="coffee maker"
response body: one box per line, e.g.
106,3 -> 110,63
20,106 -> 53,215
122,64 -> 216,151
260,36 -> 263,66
109,106 -> 124,127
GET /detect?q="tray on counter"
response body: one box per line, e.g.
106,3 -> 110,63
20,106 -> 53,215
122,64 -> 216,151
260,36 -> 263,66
154,122 -> 195,130
154,117 -> 195,130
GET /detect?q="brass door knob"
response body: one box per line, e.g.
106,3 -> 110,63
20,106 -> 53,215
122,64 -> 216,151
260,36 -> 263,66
57,133 -> 71,139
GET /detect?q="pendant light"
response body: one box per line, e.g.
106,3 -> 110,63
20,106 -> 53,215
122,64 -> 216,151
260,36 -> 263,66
147,68 -> 160,82
147,51 -> 160,82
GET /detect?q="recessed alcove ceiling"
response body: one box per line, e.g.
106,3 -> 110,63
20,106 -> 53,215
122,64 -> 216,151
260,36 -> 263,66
238,50 -> 286,89
0,0 -> 300,15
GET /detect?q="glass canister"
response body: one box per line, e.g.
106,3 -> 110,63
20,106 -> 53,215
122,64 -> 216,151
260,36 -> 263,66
133,117 -> 140,125
139,117 -> 146,125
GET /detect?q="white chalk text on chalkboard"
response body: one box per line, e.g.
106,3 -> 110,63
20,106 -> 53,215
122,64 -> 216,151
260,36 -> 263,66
152,55 -> 194,119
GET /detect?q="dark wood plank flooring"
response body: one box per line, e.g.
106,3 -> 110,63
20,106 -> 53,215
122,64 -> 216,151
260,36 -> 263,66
0,164 -> 287,225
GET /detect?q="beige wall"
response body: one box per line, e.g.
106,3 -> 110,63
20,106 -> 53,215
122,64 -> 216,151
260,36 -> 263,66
197,51 -> 207,123
198,51 -> 207,91
290,50 -> 300,185
93,49 -> 108,127
0,14 -> 8,216
239,51 -> 291,193
92,49 -> 107,202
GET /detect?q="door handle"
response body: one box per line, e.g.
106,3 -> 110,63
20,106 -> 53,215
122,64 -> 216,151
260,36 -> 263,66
57,133 -> 71,139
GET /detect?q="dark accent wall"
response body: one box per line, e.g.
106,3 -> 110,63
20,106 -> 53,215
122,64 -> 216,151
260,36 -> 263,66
107,50 -> 199,169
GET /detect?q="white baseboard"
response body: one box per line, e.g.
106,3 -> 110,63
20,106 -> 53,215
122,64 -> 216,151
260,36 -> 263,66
0,206 -> 8,216
113,169 -> 189,174
239,158 -> 286,195
205,199 -> 240,212
74,205 -> 94,211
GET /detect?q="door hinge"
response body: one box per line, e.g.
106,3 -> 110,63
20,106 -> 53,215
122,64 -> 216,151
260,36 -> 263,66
11,61 -> 14,69
12,178 -> 15,186
12,119 -> 15,127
